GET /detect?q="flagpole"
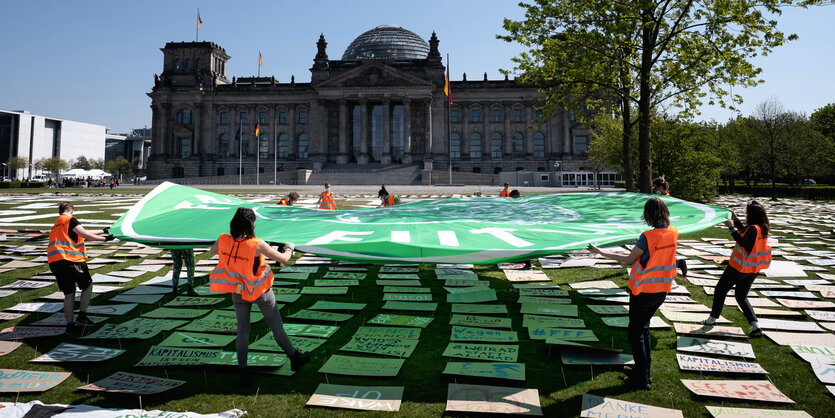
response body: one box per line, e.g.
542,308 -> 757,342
195,9 -> 199,42
238,114 -> 242,186
447,53 -> 452,185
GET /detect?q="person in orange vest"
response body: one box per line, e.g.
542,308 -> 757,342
500,182 -> 511,197
588,197 -> 678,391
701,201 -> 771,338
379,192 -> 399,207
116,178 -> 120,187
47,201 -> 113,336
277,192 -> 300,206
109,178 -> 115,190
209,207 -> 309,384
316,183 -> 336,210
652,176 -> 670,196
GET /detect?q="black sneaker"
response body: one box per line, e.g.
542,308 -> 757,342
623,366 -> 652,384
521,261 -> 533,270
623,375 -> 651,391
237,368 -> 252,386
64,323 -> 81,337
289,350 -> 310,372
186,286 -> 198,297
75,312 -> 94,326
750,327 -> 763,338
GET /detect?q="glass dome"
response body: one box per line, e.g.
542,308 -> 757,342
341,25 -> 429,61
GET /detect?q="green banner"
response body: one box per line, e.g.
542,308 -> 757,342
111,183 -> 727,264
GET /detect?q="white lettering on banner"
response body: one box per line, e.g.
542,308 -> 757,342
174,194 -> 240,210
391,231 -> 410,243
470,228 -> 533,248
307,231 -> 374,246
438,231 -> 460,247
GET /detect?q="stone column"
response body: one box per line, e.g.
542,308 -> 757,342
337,99 -> 348,164
424,98 -> 433,155
503,103 -> 512,157
358,100 -> 369,164
151,104 -> 162,155
402,99 -> 412,164
288,105 -> 296,159
193,103 -> 203,157
527,105 -> 536,156
249,107 -> 258,157
161,103 -> 171,156
381,99 -> 392,164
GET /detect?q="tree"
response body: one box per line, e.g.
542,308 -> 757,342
811,103 -> 835,139
650,118 -> 722,202
501,0 -> 811,193
91,158 -> 105,170
6,156 -> 28,179
40,157 -> 69,182
72,156 -> 92,170
104,156 -> 132,178
750,98 -> 789,199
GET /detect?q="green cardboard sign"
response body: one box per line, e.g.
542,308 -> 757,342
517,296 -> 571,305
284,323 -> 339,338
450,326 -> 518,343
451,304 -> 508,315
520,303 -> 578,317
281,266 -> 320,273
158,331 -> 236,348
308,301 -> 367,311
518,288 -> 568,297
450,314 -> 512,329
179,310 -> 263,334
587,305 -> 630,315
443,343 -> 519,362
288,309 -> 353,322
383,293 -> 433,302
353,326 -> 421,340
376,280 -> 423,287
301,287 -> 348,295
522,315 -> 586,329
142,308 -> 211,320
319,354 -> 405,377
250,334 -> 327,353
384,286 -> 431,293
135,345 -> 287,367
315,279 -> 360,287
378,274 -> 420,280
382,301 -> 438,312
340,337 -> 419,358
443,362 -> 525,381
368,314 -> 434,328
82,318 -> 187,340
323,272 -> 367,280
530,328 -> 598,342
275,272 -> 310,280
447,289 -> 497,303
163,296 -> 225,307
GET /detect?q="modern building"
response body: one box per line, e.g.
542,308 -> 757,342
0,109 -> 106,180
106,128 -> 152,170
148,25 -> 605,184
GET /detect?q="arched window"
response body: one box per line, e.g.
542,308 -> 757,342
533,132 -> 545,158
449,133 -> 461,159
217,134 -> 230,157
185,59 -> 192,70
297,133 -> 309,158
490,132 -> 502,158
259,134 -> 269,159
512,132 -> 524,157
240,134 -> 249,156
469,133 -> 482,159
278,133 -> 289,158
175,109 -> 193,125
196,59 -> 202,70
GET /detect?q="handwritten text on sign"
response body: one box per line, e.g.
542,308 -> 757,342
307,383 -> 404,412
680,380 -> 793,403
0,369 -> 71,392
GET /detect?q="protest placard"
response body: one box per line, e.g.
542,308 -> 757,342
301,286 -> 348,295
601,316 -> 669,329
522,315 -> 585,329
142,307 -> 210,319
250,334 -> 327,353
580,394 -> 683,418
382,301 -> 438,312
443,362 -> 525,381
451,304 -> 508,315
179,310 -> 263,334
681,379 -> 793,403
661,311 -> 730,323
307,383 -> 404,412
158,332 -> 236,348
30,343 -> 125,363
569,280 -> 619,289
109,293 -> 165,305
319,354 -> 404,377
450,314 -> 511,329
82,318 -> 186,340
378,273 -> 420,280
368,314 -> 433,328
6,302 -> 63,313
561,350 -> 633,365
659,303 -> 712,313
0,369 -> 71,392
447,288 -> 497,303
518,288 -> 568,298
288,309 -> 353,322
31,313 -> 108,327
577,288 -> 629,297
0,326 -> 65,340
382,293 -> 433,302
135,345 -> 287,367
377,279 -> 423,287
760,291 -> 817,299
517,296 -> 572,305
0,341 -> 21,356
778,299 -> 835,309
676,353 -> 767,374
808,357 -> 835,384
384,286 -> 431,293
677,336 -> 756,359
163,296 -> 225,307
726,297 -> 780,308
673,323 -> 748,338
380,266 -> 418,273
750,307 -> 802,317
0,312 -> 25,321
322,272 -> 366,280
520,303 -> 578,317
587,305 -> 629,315
121,285 -> 172,295
445,383 -> 542,416
757,318 -> 824,332
530,328 -> 598,342
308,301 -> 366,311
451,326 -> 518,343
764,331 -> 835,347
315,279 -> 360,287
283,323 -> 339,338
280,266 -> 320,273
790,345 -> 835,364
78,371 -> 185,395
0,290 -> 18,298
705,406 -> 811,418
275,272 -> 310,280
340,336 -> 419,358
1,280 -> 52,289
352,326 -> 420,340
443,343 -> 519,362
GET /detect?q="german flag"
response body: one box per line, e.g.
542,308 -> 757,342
255,123 -> 260,138
444,65 -> 451,104
197,10 -> 202,30
259,51 -> 263,67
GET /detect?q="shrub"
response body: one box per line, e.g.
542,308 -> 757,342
801,186 -> 835,201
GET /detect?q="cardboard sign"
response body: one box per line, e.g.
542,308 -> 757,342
451,326 -> 518,343
318,354 -> 404,377
581,394 -> 683,418
530,328 -> 598,342
368,314 -> 433,328
677,337 -> 755,359
569,280 -> 619,289
275,272 -> 310,280
321,272 -> 366,280
0,369 -> 71,392
561,350 -> 633,365
446,383 -> 542,416
0,312 -> 25,321
522,315 -> 586,329
750,307 -> 802,317
6,302 -> 63,313
85,304 -> 139,316
601,316 -> 669,329
517,296 -> 571,305
382,301 -> 438,312
179,310 -> 262,334
805,310 -> 835,322
120,285 -> 172,295
109,293 -> 165,304
315,279 -> 360,287
31,313 -> 108,327
307,383 -> 404,412
765,331 -> 835,347
520,303 -> 578,317
452,304 -> 508,315
705,406 -> 811,418
778,298 -> 835,309
659,303 -> 712,313
503,270 -> 550,283
78,371 -> 185,395
288,309 -> 353,322
284,323 -> 339,338
250,334 -> 327,353
577,288 -> 629,297
82,318 -> 186,340
301,286 -> 348,295
518,288 -> 568,297
135,345 -> 287,367
447,288 -> 497,303
30,343 -> 125,363
142,307 -> 210,319
587,305 -> 629,315
677,353 -> 767,374
443,343 -> 519,362
760,291 -> 816,299
681,379 -> 793,403
674,323 -> 748,338
0,290 -> 18,298
443,279 -> 489,287
661,311 -> 729,323
163,296 -> 225,307
378,273 -> 420,280
308,301 -> 367,311
280,266 -> 320,273
340,337 -> 419,358
352,326 -> 420,340
443,362 -> 525,381
382,293 -> 432,302
809,357 -> 835,384
450,314 -> 511,329
158,331 -> 237,348
757,318 -> 824,332
0,326 -> 65,340
1,280 -> 53,289
0,341 -> 21,356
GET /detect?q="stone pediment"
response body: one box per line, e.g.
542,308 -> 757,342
316,62 -> 435,89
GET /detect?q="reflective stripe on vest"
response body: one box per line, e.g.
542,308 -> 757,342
319,192 -> 336,210
728,224 -> 772,273
208,234 -> 275,301
47,214 -> 87,264
500,189 -> 510,197
629,225 -> 678,295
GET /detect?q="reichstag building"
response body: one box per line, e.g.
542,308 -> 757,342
147,25 -> 591,180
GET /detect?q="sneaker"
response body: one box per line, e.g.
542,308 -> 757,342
237,368 -> 252,386
623,375 -> 651,391
677,259 -> 688,277
623,366 -> 652,384
75,312 -> 94,326
699,318 -> 717,326
64,323 -> 81,337
186,286 -> 198,297
750,327 -> 763,338
521,261 -> 533,270
289,350 -> 310,372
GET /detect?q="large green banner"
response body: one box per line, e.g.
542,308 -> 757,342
110,183 -> 727,264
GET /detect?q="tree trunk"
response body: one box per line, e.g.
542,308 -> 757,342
621,97 -> 635,192
637,16 -> 654,193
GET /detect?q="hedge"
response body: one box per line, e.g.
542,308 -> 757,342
0,181 -> 47,189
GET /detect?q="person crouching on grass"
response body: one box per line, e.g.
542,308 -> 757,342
588,197 -> 678,390
209,207 -> 309,385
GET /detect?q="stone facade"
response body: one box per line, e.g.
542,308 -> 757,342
147,27 -> 592,181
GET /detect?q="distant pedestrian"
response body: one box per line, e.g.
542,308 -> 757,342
377,185 -> 388,199
109,179 -> 114,189
171,248 -> 197,296
652,176 -> 670,196
317,183 -> 336,210
500,182 -> 511,197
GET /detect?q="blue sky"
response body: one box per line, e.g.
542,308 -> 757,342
1,1 -> 833,132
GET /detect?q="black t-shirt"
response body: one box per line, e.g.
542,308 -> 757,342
67,217 -> 80,242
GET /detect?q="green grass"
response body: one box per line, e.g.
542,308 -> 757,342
0,194 -> 831,416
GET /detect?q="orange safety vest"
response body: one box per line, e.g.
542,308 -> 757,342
382,195 -> 396,206
47,214 -> 87,263
500,189 -> 510,197
728,225 -> 772,273
209,234 -> 274,301
629,225 -> 678,295
663,192 -> 670,197
277,199 -> 289,206
319,191 -> 336,210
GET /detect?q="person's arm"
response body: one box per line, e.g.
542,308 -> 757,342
209,240 -> 219,256
729,225 -> 757,253
588,243 -> 644,264
72,224 -> 109,242
256,240 -> 292,264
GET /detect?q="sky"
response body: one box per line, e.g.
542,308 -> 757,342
1,1 -> 833,133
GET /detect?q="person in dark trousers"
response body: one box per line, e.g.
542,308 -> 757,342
588,197 -> 678,390
171,248 -> 197,296
702,201 -> 772,337
47,202 -> 113,336
209,208 -> 309,385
